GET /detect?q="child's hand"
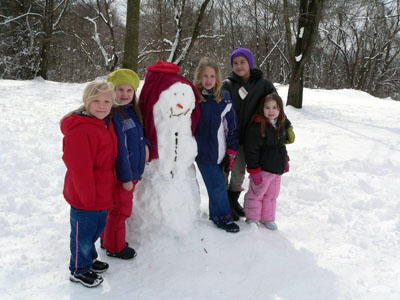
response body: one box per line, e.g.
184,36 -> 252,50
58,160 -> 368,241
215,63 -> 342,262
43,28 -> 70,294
285,126 -> 295,144
145,144 -> 150,162
122,181 -> 134,191
226,149 -> 237,171
250,173 -> 263,186
219,149 -> 237,172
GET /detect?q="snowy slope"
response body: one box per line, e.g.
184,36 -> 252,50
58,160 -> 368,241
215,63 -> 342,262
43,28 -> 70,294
0,78 -> 399,300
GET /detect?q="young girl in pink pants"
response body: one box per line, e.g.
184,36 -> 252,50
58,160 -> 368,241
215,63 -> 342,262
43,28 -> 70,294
243,93 -> 295,230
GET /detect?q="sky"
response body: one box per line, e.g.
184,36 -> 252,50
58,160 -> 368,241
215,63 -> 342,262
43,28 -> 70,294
0,78 -> 399,300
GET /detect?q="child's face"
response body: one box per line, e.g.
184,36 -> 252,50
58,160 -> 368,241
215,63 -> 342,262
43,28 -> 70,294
232,56 -> 250,80
263,99 -> 280,121
201,66 -> 217,90
88,91 -> 113,120
115,84 -> 135,105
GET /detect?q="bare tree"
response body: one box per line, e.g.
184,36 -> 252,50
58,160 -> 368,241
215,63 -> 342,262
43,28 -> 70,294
123,0 -> 140,71
284,0 -> 323,108
139,0 -> 211,66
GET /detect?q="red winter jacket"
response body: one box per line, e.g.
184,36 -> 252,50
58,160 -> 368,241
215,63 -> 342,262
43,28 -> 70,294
61,113 -> 118,210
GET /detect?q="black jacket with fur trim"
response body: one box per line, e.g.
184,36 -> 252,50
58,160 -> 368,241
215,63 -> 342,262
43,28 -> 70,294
244,117 -> 291,175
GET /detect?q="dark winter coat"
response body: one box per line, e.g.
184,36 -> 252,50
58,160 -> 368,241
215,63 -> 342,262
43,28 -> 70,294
222,68 -> 276,143
195,90 -> 239,164
112,105 -> 150,182
244,117 -> 292,175
61,112 -> 118,210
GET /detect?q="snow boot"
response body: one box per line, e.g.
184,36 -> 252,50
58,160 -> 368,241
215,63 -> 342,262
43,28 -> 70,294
245,219 -> 259,225
227,190 -> 245,218
106,245 -> 137,260
91,259 -> 109,273
70,270 -> 103,288
260,220 -> 278,230
214,220 -> 240,233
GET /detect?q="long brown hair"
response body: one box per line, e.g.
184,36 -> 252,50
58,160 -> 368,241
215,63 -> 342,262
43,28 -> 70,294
251,92 -> 285,137
193,57 -> 223,103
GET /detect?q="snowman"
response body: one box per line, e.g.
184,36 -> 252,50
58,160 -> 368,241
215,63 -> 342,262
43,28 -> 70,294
129,61 -> 201,239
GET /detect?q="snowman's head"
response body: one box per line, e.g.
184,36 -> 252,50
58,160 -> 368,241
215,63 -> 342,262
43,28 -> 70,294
138,60 -> 201,161
154,82 -> 195,120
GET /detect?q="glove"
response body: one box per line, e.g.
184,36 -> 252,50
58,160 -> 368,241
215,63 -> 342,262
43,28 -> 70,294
226,149 -> 237,171
284,156 -> 290,173
219,149 -> 237,172
250,172 -> 263,186
285,126 -> 295,144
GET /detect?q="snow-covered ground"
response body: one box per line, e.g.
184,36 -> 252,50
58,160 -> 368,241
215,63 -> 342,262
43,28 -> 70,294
0,78 -> 399,300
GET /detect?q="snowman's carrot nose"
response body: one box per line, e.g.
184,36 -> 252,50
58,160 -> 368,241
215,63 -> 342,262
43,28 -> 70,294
177,104 -> 183,109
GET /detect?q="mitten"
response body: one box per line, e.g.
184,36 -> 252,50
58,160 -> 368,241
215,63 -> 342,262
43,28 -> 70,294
226,149 -> 237,171
219,149 -> 237,172
250,172 -> 263,186
284,156 -> 290,173
285,126 -> 295,144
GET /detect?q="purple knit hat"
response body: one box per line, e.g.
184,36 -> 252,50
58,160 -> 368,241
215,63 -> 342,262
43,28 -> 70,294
230,47 -> 254,70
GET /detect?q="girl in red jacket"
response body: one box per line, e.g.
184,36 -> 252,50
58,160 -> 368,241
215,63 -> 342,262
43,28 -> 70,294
61,81 -> 118,288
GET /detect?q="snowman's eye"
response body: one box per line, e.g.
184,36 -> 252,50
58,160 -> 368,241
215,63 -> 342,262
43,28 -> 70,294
174,93 -> 177,96
182,93 -> 185,96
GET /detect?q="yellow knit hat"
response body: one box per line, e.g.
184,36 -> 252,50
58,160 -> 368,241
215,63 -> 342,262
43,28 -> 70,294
107,68 -> 140,91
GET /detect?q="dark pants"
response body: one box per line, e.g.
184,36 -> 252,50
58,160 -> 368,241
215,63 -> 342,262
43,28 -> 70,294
69,207 -> 107,275
197,163 -> 233,224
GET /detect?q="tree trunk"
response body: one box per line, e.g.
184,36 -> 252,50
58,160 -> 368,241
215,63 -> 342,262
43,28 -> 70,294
123,0 -> 140,71
38,0 -> 54,79
284,0 -> 323,108
287,66 -> 304,108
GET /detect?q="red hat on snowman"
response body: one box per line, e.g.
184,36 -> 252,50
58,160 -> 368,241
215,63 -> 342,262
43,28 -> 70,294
138,60 -> 201,161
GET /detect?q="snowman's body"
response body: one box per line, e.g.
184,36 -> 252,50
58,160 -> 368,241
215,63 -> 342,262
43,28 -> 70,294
130,82 -> 200,238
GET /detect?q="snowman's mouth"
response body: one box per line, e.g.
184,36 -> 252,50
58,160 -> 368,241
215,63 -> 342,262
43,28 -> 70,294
169,107 -> 190,117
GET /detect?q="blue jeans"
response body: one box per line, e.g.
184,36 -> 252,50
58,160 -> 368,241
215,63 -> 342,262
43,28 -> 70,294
197,163 -> 233,224
69,207 -> 107,275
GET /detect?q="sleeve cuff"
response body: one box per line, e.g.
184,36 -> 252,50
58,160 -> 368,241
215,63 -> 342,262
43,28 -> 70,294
247,167 -> 261,174
226,149 -> 237,156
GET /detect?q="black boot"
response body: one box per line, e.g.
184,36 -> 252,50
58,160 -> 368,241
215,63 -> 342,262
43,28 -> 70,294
227,190 -> 245,218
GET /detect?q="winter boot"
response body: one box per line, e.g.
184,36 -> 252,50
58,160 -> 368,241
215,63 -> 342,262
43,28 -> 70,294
227,190 -> 245,218
260,220 -> 278,230
70,270 -> 103,288
106,245 -> 137,260
91,259 -> 109,273
214,221 -> 240,233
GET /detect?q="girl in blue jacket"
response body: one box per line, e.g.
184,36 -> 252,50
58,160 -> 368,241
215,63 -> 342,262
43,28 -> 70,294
194,57 -> 240,233
102,69 -> 150,259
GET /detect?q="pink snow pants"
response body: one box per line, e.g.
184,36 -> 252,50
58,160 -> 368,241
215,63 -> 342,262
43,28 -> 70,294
244,171 -> 281,222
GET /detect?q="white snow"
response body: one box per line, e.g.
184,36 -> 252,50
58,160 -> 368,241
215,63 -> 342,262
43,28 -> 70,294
0,78 -> 399,300
299,27 -> 304,38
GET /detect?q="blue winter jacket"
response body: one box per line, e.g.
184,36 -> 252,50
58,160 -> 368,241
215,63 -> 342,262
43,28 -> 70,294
112,104 -> 150,182
195,90 -> 239,164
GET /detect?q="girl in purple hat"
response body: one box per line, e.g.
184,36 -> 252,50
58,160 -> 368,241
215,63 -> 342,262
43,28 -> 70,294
222,47 -> 276,220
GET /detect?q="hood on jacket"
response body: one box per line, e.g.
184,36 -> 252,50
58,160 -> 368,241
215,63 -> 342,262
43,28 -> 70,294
61,112 -> 105,135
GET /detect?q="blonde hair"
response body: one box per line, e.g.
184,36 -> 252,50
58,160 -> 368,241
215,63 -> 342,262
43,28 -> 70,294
62,81 -> 116,120
194,57 -> 223,103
